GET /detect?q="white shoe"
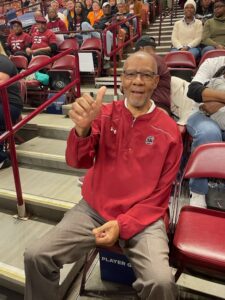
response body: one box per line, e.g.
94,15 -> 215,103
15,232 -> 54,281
190,192 -> 207,208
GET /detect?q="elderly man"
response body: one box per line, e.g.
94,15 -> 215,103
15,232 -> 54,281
26,16 -> 57,57
24,51 -> 182,300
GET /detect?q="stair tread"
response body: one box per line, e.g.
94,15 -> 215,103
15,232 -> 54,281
0,166 -> 82,204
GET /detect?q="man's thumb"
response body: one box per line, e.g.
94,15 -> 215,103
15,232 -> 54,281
95,86 -> 107,106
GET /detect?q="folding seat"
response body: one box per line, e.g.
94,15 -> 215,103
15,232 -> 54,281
48,54 -> 80,102
164,52 -> 196,82
26,55 -> 52,106
10,55 -> 28,71
172,143 -> 225,283
58,38 -> 79,54
79,38 -> 102,76
198,49 -> 225,67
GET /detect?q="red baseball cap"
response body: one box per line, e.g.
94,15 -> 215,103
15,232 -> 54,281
35,16 -> 47,23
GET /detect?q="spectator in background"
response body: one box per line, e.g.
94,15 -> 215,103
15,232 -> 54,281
87,1 -> 103,26
26,16 -> 57,57
0,54 -> 23,170
135,35 -> 171,114
47,8 -> 68,45
84,0 -> 93,15
29,9 -> 43,35
201,0 -> 225,56
29,0 -> 41,12
196,0 -> 214,24
171,0 -> 203,60
82,2 -> 113,69
109,0 -> 118,15
63,0 -> 76,30
6,20 -> 31,58
186,55 -> 225,207
45,0 -> 67,24
21,0 -> 30,8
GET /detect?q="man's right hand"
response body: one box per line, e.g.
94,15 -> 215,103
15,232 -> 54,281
69,86 -> 107,137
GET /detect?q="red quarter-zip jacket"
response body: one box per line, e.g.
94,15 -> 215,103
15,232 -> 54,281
66,100 -> 183,240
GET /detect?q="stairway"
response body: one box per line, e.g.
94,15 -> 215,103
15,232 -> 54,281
0,5 -> 188,300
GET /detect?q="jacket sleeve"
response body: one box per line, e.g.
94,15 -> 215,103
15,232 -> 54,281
116,131 -> 183,240
171,22 -> 183,49
65,118 -> 101,169
201,19 -> 218,47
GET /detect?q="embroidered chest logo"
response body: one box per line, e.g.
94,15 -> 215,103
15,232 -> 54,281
110,127 -> 117,134
145,136 -> 155,145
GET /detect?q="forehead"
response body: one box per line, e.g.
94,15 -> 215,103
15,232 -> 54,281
124,55 -> 157,71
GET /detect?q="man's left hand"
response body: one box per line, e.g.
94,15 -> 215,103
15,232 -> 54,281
92,220 -> 120,247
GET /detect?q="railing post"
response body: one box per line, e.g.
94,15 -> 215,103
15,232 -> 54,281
0,88 -> 26,218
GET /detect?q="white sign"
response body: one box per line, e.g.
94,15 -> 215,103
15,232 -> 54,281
78,52 -> 95,73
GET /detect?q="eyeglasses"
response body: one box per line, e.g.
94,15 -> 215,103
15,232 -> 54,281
122,70 -> 157,80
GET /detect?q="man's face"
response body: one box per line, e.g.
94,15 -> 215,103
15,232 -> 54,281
103,5 -> 111,15
48,8 -> 57,19
37,22 -> 47,32
12,23 -> 23,35
85,0 -> 92,6
214,1 -> 225,17
121,55 -> 159,109
184,4 -> 195,18
117,3 -> 125,13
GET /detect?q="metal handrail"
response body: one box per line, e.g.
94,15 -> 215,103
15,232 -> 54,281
102,15 -> 141,99
0,48 -> 80,218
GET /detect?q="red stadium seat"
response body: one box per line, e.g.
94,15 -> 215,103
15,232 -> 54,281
172,143 -> 225,283
164,51 -> 196,68
80,38 -> 103,76
198,49 -> 225,67
10,55 -> 28,70
58,38 -> 79,53
28,55 -> 52,70
164,52 -> 196,82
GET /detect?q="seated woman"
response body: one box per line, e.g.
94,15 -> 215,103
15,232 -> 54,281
171,0 -> 203,60
47,7 -> 68,45
195,0 -> 214,24
87,1 -> 103,26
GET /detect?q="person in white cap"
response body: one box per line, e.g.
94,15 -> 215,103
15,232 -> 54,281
171,0 -> 203,59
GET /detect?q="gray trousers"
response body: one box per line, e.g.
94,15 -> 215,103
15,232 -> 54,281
24,199 -> 177,300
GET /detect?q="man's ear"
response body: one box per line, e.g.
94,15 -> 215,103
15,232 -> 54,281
153,75 -> 160,89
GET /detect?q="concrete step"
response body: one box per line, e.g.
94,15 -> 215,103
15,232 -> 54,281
16,137 -> 85,173
0,165 -> 83,224
0,209 -> 84,298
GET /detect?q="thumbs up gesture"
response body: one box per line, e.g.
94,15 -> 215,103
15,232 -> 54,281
69,86 -> 107,137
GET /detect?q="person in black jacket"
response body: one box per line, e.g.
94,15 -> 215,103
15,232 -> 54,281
0,54 -> 23,169
81,2 -> 113,69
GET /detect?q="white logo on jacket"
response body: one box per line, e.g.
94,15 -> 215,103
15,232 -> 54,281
145,136 -> 154,145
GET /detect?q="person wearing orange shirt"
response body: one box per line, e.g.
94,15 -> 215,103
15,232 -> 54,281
87,1 -> 103,26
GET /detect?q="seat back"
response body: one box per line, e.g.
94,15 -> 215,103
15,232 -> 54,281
58,38 -> 79,53
184,143 -> 225,179
28,55 -> 52,70
164,52 -> 196,69
10,55 -> 28,70
80,38 -> 102,51
199,49 -> 225,67
51,54 -> 75,70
